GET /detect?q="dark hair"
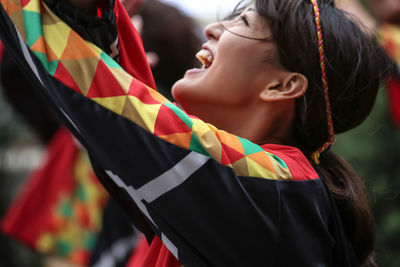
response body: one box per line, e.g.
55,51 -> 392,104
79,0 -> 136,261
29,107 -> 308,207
253,0 -> 392,265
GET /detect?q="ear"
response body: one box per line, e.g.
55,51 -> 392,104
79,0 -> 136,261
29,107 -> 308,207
259,73 -> 308,102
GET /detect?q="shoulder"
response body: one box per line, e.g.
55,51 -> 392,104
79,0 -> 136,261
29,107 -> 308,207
261,144 -> 319,181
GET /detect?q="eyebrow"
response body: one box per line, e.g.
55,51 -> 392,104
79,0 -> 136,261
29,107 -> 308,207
242,7 -> 256,26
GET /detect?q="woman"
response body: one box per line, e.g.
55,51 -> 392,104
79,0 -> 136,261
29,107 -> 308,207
0,0 -> 391,266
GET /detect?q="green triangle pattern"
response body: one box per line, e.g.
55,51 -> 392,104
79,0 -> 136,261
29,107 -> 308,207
238,137 -> 264,155
100,51 -> 122,69
46,60 -> 59,76
22,10 -> 42,47
189,134 -> 211,158
32,51 -> 59,75
266,153 -> 288,168
32,50 -> 47,66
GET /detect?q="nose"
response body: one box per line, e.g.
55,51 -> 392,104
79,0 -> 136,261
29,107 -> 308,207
204,21 -> 223,41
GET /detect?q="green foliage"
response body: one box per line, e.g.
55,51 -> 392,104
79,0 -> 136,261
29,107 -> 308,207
334,89 -> 400,267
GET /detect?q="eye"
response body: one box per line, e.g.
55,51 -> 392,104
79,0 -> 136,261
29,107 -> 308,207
240,15 -> 250,26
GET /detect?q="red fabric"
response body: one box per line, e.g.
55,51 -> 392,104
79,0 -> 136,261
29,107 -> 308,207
127,236 -> 150,266
113,0 -> 155,89
86,60 -> 129,98
54,61 -> 82,93
127,236 -> 180,267
262,144 -> 319,180
0,41 -> 4,61
220,143 -> 247,165
1,128 -> 78,246
128,79 -> 163,104
387,75 -> 400,128
153,104 -> 192,135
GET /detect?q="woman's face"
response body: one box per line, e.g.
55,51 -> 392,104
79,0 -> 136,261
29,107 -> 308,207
172,6 -> 282,120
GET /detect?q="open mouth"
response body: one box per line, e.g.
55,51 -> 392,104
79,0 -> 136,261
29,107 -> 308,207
196,49 -> 214,69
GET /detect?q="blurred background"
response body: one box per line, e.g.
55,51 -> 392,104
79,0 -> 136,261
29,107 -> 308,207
0,0 -> 399,266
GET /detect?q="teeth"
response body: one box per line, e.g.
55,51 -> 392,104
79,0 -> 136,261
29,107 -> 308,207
196,49 -> 213,68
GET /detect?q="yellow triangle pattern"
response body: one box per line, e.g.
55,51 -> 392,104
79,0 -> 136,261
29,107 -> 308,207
248,152 -> 275,174
191,119 -> 222,160
42,21 -> 71,58
199,130 -> 222,162
126,96 -> 161,133
88,43 -> 103,57
270,158 -> 292,180
246,157 -> 276,179
192,119 -> 213,137
231,157 -> 248,177
92,96 -> 127,115
61,57 -> 100,96
41,3 -> 60,25
23,0 -> 40,13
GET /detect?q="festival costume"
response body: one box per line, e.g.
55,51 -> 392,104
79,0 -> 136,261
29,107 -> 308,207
0,0 -> 357,266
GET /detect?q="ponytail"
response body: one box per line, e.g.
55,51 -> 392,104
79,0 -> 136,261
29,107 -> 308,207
316,151 -> 376,266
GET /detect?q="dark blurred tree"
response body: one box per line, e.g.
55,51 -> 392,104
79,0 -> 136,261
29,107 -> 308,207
334,88 -> 400,267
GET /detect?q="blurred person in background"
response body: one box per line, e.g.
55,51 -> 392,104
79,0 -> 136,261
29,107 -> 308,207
129,0 -> 202,100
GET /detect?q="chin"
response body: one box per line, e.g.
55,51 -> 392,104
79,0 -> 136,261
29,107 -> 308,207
171,79 -> 182,100
170,79 -> 191,111
170,78 -> 194,105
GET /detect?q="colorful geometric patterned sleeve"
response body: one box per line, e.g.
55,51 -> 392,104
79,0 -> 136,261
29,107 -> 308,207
0,0 -> 292,181
0,0 -> 327,265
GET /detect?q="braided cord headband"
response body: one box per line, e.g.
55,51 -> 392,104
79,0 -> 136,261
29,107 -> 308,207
309,0 -> 336,164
